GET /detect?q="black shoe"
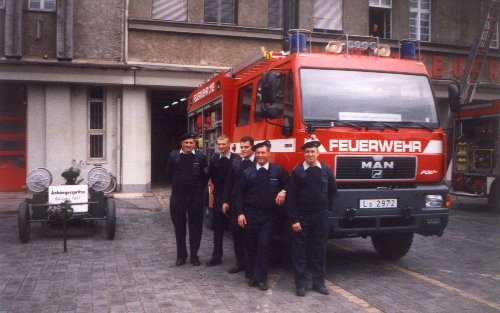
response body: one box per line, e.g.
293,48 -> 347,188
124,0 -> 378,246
206,258 -> 222,266
190,257 -> 201,266
247,279 -> 258,287
228,265 -> 245,274
296,287 -> 306,297
258,282 -> 268,291
175,258 -> 186,266
312,285 -> 329,295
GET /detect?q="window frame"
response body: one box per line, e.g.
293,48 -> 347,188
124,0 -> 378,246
369,0 -> 392,9
409,0 -> 431,42
28,0 -> 57,12
204,0 -> 237,26
151,0 -> 188,22
491,21 -> 499,49
87,86 -> 106,161
236,83 -> 253,126
313,0 -> 344,33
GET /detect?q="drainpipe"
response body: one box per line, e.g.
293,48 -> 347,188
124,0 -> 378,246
116,95 -> 123,192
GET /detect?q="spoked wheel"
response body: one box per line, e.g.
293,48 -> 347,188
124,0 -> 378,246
18,201 -> 31,243
105,198 -> 116,240
371,232 -> 414,260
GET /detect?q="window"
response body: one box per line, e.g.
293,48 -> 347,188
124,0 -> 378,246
409,0 -> 431,42
29,0 -> 56,11
204,0 -> 236,25
313,0 -> 343,32
0,0 -> 5,9
491,21 -> 499,49
254,73 -> 293,122
152,0 -> 187,21
369,0 -> 391,39
268,0 -> 282,29
236,84 -> 252,126
88,86 -> 106,160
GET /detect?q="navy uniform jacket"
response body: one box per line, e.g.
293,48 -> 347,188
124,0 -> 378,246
235,163 -> 289,216
222,157 -> 255,205
208,152 -> 238,198
165,149 -> 209,195
286,162 -> 337,224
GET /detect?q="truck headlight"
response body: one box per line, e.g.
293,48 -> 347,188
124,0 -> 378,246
425,195 -> 443,208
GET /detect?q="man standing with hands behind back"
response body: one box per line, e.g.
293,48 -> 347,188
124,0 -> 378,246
206,134 -> 237,266
166,133 -> 209,267
286,140 -> 337,297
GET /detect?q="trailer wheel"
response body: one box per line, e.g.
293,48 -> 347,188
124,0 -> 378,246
203,189 -> 214,230
18,201 -> 31,243
371,232 -> 414,260
487,179 -> 499,211
105,198 -> 116,240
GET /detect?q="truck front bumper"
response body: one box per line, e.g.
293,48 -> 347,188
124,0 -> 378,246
329,183 -> 449,238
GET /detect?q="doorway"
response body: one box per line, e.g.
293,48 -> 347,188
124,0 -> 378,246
150,89 -> 192,185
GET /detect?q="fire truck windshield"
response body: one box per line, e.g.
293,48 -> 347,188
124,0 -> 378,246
300,69 -> 438,126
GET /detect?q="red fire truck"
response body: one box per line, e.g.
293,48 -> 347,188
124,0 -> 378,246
451,100 -> 500,210
187,34 -> 459,260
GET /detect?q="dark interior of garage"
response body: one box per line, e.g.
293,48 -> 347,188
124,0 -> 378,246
150,89 -> 191,185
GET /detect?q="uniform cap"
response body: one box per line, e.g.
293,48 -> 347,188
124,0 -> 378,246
301,140 -> 321,151
252,140 -> 271,151
180,132 -> 196,141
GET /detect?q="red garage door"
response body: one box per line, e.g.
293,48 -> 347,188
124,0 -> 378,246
0,84 -> 26,191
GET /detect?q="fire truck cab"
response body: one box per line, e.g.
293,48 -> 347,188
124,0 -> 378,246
188,35 -> 459,260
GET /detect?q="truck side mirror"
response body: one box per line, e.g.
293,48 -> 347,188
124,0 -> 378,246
448,83 -> 460,113
261,103 -> 280,119
282,116 -> 293,137
261,72 -> 279,103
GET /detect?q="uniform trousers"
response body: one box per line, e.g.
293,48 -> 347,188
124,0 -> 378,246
292,210 -> 328,289
228,207 -> 247,268
245,210 -> 274,283
170,192 -> 204,260
211,196 -> 228,260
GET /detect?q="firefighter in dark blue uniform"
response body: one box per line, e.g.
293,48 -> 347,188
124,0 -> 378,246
222,136 -> 255,273
286,140 -> 337,296
166,133 -> 209,266
236,140 -> 288,291
206,134 -> 238,266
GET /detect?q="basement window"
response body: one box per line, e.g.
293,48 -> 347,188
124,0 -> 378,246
29,0 -> 56,11
88,86 -> 106,160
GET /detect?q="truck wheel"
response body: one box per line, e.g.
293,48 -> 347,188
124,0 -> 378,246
18,201 -> 31,243
105,198 -> 116,240
371,232 -> 414,260
203,189 -> 214,230
487,179 -> 499,211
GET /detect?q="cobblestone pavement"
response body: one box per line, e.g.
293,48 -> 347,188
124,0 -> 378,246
0,190 -> 499,313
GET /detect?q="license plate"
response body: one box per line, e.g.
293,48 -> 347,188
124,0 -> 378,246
360,198 -> 398,208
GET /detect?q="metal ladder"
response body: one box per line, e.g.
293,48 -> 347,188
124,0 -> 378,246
459,0 -> 499,105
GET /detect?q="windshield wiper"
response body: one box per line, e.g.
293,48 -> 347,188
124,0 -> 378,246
305,120 -> 363,131
366,121 -> 400,131
400,121 -> 435,132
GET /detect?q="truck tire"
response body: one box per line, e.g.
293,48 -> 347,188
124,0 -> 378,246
106,198 -> 116,240
371,232 -> 414,260
18,201 -> 30,243
487,179 -> 499,211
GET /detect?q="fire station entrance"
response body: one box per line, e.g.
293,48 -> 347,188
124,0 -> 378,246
0,84 -> 26,191
150,89 -> 191,185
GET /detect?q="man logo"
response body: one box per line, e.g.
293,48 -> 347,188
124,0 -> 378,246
372,170 -> 383,179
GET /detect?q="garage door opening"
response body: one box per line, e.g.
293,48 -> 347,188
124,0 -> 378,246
151,89 -> 192,185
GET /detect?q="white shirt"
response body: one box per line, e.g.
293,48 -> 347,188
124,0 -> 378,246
256,162 -> 270,170
180,149 -> 196,154
243,154 -> 255,162
219,152 -> 232,159
303,161 -> 322,170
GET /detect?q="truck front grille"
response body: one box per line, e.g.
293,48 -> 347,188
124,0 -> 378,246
335,156 -> 417,180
